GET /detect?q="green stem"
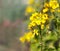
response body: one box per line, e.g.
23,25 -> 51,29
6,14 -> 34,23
40,33 -> 43,51
39,26 -> 43,51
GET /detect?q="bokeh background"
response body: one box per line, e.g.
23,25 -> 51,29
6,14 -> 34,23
0,0 -> 28,51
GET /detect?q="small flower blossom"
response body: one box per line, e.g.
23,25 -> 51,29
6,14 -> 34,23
26,6 -> 35,13
49,0 -> 59,9
43,8 -> 48,13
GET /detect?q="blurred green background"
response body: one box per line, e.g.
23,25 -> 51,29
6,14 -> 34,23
0,0 -> 28,51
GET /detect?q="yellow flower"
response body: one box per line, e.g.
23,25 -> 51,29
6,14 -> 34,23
25,31 -> 34,42
30,16 -> 34,21
29,12 -> 48,29
20,31 -> 34,43
41,24 -> 44,29
49,0 -> 59,9
42,14 -> 48,20
36,20 -> 41,25
31,21 -> 36,26
20,36 -> 25,43
41,19 -> 46,24
32,12 -> 39,17
28,22 -> 36,29
26,6 -> 35,13
33,29 -> 39,35
30,12 -> 39,21
44,3 -> 49,7
43,8 -> 48,13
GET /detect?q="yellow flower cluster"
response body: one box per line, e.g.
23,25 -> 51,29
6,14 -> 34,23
49,0 -> 59,9
20,31 -> 33,43
20,0 -> 60,43
43,0 -> 59,13
28,12 -> 48,29
20,29 -> 39,43
34,29 -> 38,35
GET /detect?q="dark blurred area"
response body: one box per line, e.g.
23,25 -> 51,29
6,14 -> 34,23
0,0 -> 28,51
